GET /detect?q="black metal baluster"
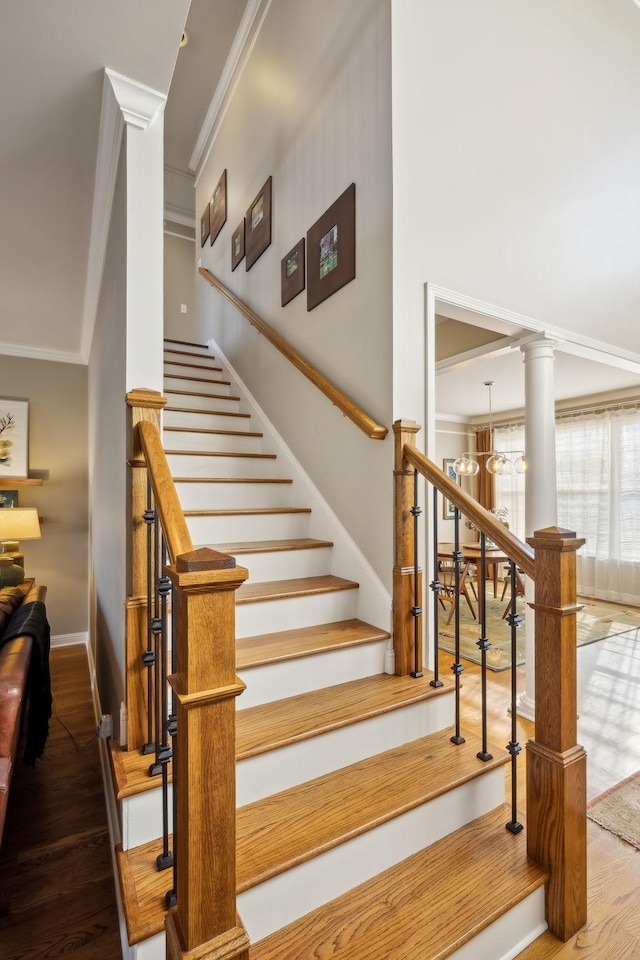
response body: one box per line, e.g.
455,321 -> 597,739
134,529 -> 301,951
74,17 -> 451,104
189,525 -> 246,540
450,509 -> 465,745
141,479 -> 156,756
505,560 -> 524,834
476,533 -> 492,762
156,538 -> 174,871
166,577 -> 177,907
410,469 -> 423,678
149,513 -> 163,778
429,485 -> 444,688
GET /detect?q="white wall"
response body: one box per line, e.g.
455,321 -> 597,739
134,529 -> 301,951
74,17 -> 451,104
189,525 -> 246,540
195,0 -> 394,585
164,232 -> 197,340
392,0 -> 640,426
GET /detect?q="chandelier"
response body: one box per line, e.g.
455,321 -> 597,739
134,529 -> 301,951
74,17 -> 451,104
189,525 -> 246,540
453,381 -> 527,478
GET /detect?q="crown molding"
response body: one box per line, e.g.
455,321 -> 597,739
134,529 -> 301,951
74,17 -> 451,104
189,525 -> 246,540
164,202 -> 196,228
165,163 -> 195,183
0,339 -> 84,365
79,70 -> 167,363
191,0 -> 272,182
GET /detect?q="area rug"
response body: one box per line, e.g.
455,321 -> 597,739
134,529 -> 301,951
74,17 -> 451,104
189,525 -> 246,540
587,771 -> 640,849
438,594 -> 640,671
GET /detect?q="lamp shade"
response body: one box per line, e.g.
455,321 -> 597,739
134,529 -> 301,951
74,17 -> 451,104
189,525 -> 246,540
0,507 -> 42,541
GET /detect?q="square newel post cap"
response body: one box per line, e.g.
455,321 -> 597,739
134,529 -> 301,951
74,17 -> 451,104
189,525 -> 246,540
168,548 -> 248,589
527,526 -> 585,552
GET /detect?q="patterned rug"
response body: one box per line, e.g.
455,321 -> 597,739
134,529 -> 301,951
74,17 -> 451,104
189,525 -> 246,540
587,771 -> 640,849
438,593 -> 640,672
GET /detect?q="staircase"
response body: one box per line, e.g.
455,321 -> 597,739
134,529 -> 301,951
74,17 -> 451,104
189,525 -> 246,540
111,338 -> 548,960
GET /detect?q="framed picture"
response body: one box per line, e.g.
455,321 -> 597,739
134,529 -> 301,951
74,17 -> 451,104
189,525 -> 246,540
307,182 -> 355,311
0,490 -> 18,508
245,176 -> 272,270
443,457 -> 461,519
231,219 -> 245,271
200,203 -> 210,247
281,239 -> 305,306
0,398 -> 29,478
209,169 -> 227,246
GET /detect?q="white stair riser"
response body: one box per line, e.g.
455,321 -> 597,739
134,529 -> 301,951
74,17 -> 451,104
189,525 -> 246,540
186,510 -> 310,543
175,481 -> 293,511
239,769 -> 505,943
133,931 -> 165,960
236,588 -> 357,638
223,545 -> 332,582
121,784 -> 173,851
164,361 -> 222,377
165,392 -> 242,413
163,430 -> 264,454
239,638 -> 388,709
164,376 -> 232,394
166,452 -> 281,479
237,694 -> 455,805
164,410 -> 249,432
449,891 -> 546,960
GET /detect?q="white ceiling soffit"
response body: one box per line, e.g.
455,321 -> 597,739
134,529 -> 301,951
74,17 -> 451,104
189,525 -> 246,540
191,0 -> 272,183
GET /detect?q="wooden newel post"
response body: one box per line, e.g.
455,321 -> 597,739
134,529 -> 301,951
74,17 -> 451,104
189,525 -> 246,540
125,389 -> 167,751
525,526 -> 587,942
165,547 -> 250,960
392,420 -> 423,676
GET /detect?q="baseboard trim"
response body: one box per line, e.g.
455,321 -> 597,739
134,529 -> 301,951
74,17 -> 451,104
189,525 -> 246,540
51,631 -> 89,649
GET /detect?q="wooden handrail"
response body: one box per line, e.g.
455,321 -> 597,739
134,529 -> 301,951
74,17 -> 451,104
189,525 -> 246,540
136,420 -> 193,562
403,444 -> 535,579
199,267 -> 388,441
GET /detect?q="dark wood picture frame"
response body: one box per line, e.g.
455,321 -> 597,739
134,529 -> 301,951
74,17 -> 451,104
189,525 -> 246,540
200,203 -> 210,247
209,169 -> 227,246
281,239 -> 305,306
307,182 -> 355,311
231,219 -> 245,271
442,458 -> 461,519
245,176 -> 272,270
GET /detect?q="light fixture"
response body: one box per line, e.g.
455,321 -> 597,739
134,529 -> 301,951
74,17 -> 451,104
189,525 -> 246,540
0,507 -> 42,556
453,381 -> 527,478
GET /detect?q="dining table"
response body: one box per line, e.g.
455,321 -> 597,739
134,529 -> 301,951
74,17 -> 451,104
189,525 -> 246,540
436,542 -> 510,612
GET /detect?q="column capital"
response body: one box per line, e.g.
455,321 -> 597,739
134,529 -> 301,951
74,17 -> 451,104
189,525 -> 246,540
520,335 -> 560,362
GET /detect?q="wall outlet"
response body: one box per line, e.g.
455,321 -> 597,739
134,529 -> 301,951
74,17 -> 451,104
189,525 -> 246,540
180,303 -> 188,314
97,713 -> 112,739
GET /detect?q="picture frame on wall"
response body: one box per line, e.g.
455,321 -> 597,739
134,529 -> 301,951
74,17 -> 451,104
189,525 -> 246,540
0,398 -> 29,478
200,203 -> 210,247
231,219 -> 245,271
0,490 -> 18,508
442,457 -> 461,519
245,176 -> 272,270
307,182 -> 355,311
209,169 -> 227,245
281,239 -> 305,306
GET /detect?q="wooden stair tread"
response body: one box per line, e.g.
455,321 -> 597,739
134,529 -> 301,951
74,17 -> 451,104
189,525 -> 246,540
164,338 -> 208,349
251,805 -> 547,960
165,388 -> 241,401
164,373 -> 231,386
184,507 -> 311,517
236,730 -> 508,892
236,673 -> 452,761
116,840 -> 172,945
214,538 -> 333,555
236,575 -> 358,604
173,476 -> 292,484
236,618 -> 389,669
164,449 -> 277,460
164,405 -> 249,418
164,347 -> 217,360
164,426 -> 263,438
109,740 -> 171,800
164,360 -> 223,372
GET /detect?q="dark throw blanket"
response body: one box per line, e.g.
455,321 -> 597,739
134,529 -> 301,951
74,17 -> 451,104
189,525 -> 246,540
0,600 -> 52,765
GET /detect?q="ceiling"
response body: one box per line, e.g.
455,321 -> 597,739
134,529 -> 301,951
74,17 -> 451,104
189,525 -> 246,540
0,0 -> 638,421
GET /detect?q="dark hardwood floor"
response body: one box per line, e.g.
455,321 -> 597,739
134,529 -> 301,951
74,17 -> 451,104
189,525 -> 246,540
0,639 -> 638,960
0,644 -> 121,959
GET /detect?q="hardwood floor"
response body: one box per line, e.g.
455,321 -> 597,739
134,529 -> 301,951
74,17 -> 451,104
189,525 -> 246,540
0,641 -> 638,959
0,644 -> 121,959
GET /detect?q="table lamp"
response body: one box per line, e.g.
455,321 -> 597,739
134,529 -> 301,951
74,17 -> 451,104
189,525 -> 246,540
0,508 -> 41,581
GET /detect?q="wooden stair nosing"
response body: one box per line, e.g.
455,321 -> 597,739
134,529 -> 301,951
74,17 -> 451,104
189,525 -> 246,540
250,805 -> 546,960
164,426 -> 263,438
184,507 -> 311,517
212,538 -> 333,555
236,575 -> 358,605
163,338 -> 208,349
173,476 -> 292,485
236,618 -> 390,670
164,347 -> 217,360
164,360 -> 223,372
165,388 -> 241,401
164,405 -> 249,419
164,373 -> 231,386
164,449 -> 277,460
236,673 -> 452,761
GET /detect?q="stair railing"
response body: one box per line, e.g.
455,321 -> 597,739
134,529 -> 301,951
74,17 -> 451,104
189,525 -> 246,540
199,267 -> 388,440
133,414 -> 251,960
393,419 -> 587,942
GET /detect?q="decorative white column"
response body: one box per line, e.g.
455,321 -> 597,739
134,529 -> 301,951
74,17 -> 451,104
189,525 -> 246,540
517,336 -> 558,721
